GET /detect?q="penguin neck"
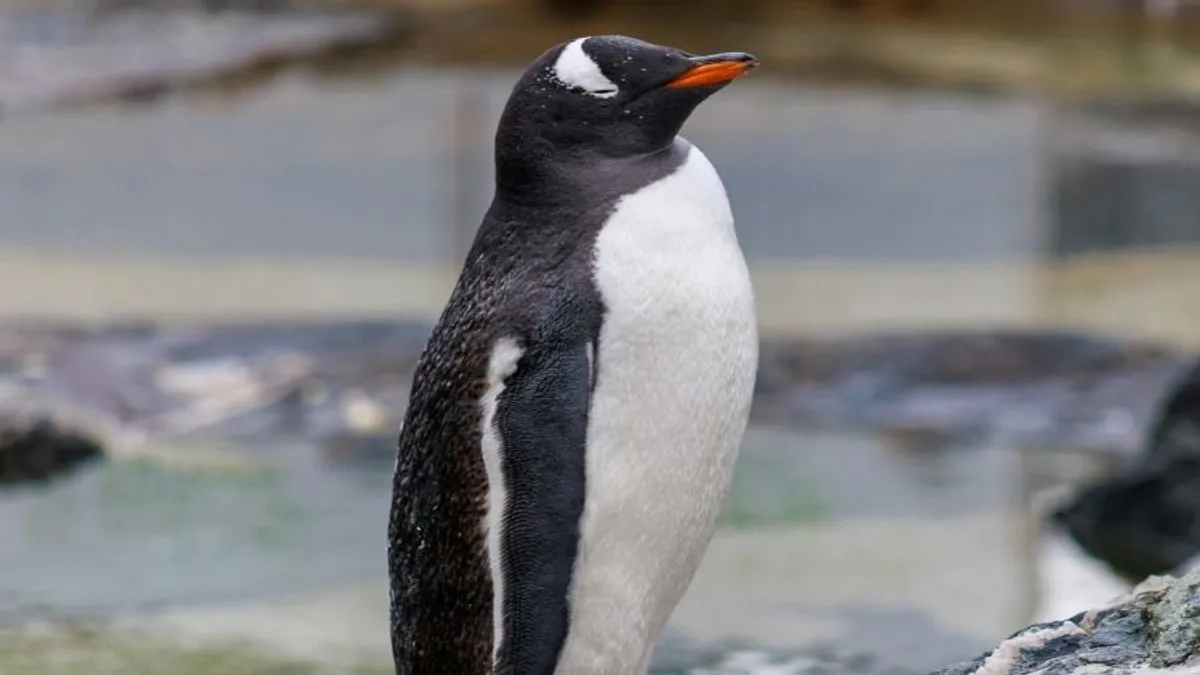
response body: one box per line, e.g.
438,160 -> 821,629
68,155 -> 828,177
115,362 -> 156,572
492,139 -> 685,210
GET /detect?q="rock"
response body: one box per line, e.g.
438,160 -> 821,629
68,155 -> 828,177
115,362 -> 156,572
0,321 -> 1188,449
0,318 -> 427,450
1051,357 -> 1200,583
931,570 -> 1200,675
0,416 -> 104,486
755,329 -> 1185,455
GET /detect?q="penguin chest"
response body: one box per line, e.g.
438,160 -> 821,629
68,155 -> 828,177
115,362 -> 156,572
588,212 -> 757,518
554,145 -> 758,672
587,144 -> 758,542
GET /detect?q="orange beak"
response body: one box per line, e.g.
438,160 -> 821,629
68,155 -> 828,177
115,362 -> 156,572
665,55 -> 759,89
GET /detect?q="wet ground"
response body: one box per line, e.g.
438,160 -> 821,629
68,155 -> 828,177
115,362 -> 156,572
4,19 -> 1200,675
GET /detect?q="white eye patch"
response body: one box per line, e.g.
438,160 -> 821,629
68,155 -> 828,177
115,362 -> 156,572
552,38 -> 619,99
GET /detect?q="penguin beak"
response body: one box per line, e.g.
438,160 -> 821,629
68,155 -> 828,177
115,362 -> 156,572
665,52 -> 759,89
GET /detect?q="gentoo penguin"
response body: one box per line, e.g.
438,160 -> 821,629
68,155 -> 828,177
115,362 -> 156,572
389,35 -> 760,675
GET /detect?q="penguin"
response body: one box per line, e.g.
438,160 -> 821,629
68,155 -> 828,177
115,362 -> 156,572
388,35 -> 760,675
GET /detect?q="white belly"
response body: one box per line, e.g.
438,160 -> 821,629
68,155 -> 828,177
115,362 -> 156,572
554,142 -> 759,674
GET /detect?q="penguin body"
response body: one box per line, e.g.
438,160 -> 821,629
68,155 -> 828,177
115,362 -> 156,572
389,35 -> 759,675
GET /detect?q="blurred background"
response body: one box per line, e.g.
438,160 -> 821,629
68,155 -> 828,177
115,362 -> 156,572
3,1 -> 1200,673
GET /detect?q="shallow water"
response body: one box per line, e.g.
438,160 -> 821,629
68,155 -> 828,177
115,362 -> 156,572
0,427 -> 1029,671
0,69 -> 1043,264
0,442 -> 388,617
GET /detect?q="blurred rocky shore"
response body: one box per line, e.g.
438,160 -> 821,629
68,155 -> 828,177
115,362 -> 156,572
0,319 -> 1190,481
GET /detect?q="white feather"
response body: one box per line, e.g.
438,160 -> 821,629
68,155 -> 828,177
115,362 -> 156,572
552,38 -> 619,99
479,337 -> 524,666
554,141 -> 759,674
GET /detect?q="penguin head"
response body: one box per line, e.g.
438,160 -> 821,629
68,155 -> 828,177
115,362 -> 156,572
495,35 -> 758,166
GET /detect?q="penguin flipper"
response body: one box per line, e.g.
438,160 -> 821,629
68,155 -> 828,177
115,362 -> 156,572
491,338 -> 591,674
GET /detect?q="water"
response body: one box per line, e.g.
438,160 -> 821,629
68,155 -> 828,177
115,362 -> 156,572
0,69 -> 1042,264
1,38 -> 1197,674
4,66 -> 1200,343
0,427 -> 1024,672
0,441 -> 389,616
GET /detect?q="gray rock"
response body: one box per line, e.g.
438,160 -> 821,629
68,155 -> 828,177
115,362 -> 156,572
932,572 -> 1200,674
0,416 -> 103,486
